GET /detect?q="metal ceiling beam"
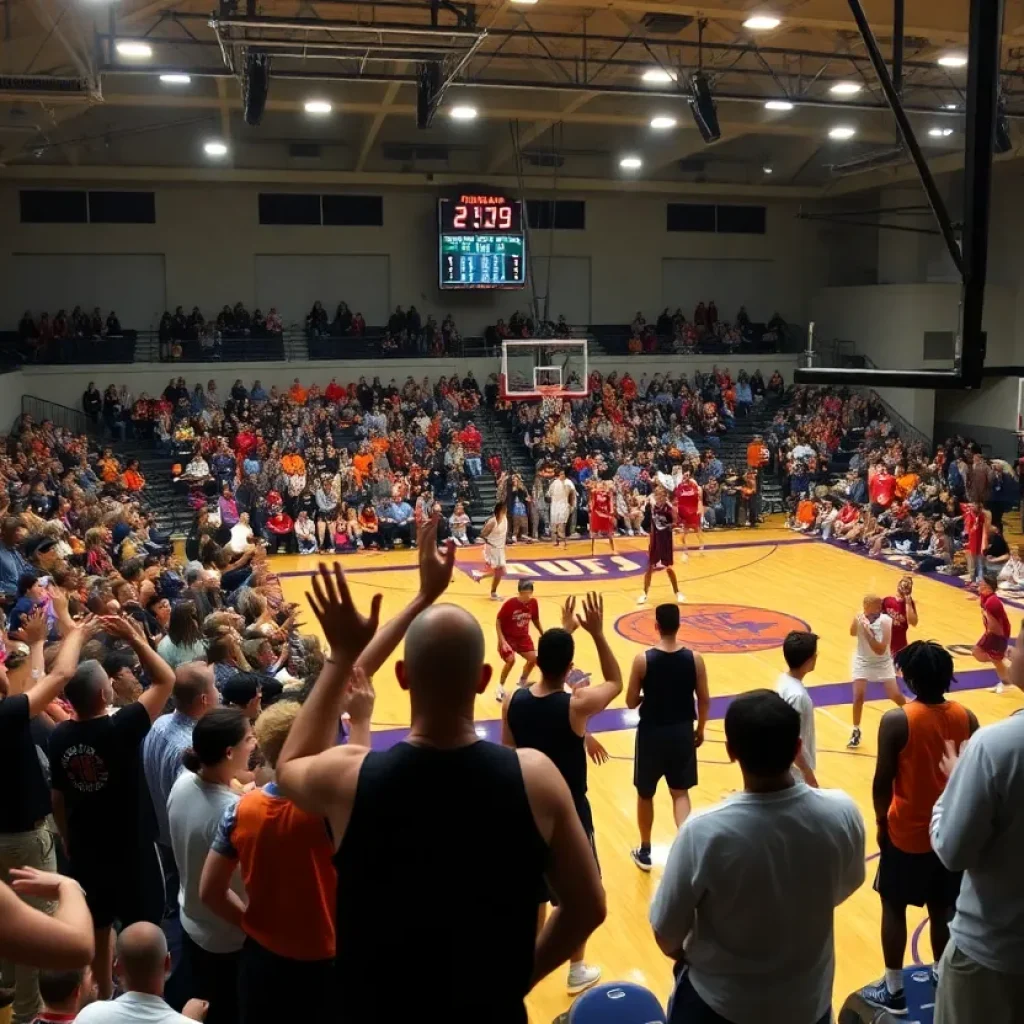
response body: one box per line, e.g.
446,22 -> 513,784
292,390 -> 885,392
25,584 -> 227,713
485,90 -> 594,171
355,76 -> 403,171
25,0 -> 97,93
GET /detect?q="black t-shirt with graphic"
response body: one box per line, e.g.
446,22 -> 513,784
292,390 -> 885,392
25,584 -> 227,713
48,702 -> 156,861
0,695 -> 51,832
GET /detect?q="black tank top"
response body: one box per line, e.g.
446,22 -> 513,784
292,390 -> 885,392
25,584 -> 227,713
638,647 -> 697,727
333,741 -> 548,1023
507,688 -> 591,832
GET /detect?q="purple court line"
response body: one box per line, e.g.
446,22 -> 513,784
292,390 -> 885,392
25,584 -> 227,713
369,664 -> 1008,749
911,918 -> 928,967
273,533 -> 815,578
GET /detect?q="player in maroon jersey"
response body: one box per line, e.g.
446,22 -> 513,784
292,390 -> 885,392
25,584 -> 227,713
674,468 -> 704,560
588,479 -> 616,555
638,485 -> 685,605
882,575 -> 918,659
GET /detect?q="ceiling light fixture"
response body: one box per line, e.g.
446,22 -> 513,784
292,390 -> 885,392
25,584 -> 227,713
203,140 -> 228,157
650,116 -> 677,129
619,155 -> 643,169
304,99 -> 332,115
764,100 -> 794,111
641,68 -> 677,84
763,165 -> 773,174
449,105 -> 478,120
509,0 -> 539,5
159,73 -> 191,85
829,81 -> 862,95
743,14 -> 781,29
115,40 -> 152,58
937,54 -> 967,68
944,103 -> 959,110
828,125 -> 856,140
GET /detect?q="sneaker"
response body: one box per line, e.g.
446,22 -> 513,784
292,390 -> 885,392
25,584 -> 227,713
490,592 -> 502,601
567,963 -> 601,996
991,682 -> 1006,694
848,727 -> 862,749
471,570 -> 483,583
676,592 -> 686,603
636,593 -> 648,605
494,685 -> 506,703
630,846 -> 652,871
858,980 -> 907,1016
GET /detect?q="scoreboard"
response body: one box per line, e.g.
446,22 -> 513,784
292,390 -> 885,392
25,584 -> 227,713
438,194 -> 527,289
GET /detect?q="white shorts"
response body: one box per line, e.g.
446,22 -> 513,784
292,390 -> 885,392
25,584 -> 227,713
484,546 -> 506,569
852,659 -> 896,683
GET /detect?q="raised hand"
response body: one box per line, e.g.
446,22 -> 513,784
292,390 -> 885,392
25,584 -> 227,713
342,666 -> 376,722
560,596 -> 579,634
21,607 -> 49,645
417,514 -> 455,604
574,592 -> 604,636
939,738 -> 965,778
49,585 -> 70,620
97,614 -> 145,646
307,562 -> 382,664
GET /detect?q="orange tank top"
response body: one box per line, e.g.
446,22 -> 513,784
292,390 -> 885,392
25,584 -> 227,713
887,700 -> 971,854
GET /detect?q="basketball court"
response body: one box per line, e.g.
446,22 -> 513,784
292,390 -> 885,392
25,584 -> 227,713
274,523 -> 1024,1022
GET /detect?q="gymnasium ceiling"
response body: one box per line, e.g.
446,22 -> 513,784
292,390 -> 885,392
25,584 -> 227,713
0,0 -> 1022,195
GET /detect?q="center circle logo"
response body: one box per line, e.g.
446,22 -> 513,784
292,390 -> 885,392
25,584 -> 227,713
615,604 -> 810,654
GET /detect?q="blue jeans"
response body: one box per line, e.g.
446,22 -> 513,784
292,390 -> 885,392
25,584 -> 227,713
721,493 -> 737,525
465,456 -> 482,477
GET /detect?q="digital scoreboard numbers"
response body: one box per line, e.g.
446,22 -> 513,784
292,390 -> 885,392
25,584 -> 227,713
438,194 -> 527,289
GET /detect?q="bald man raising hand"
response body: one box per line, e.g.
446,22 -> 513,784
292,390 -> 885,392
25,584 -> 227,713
277,517 -> 606,1024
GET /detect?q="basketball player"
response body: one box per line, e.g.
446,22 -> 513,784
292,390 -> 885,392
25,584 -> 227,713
859,642 -> 977,1015
495,579 -> 543,703
637,485 -> 685,606
973,572 -> 1012,693
673,467 -> 704,559
849,593 -> 906,749
587,479 -> 616,555
501,591 -> 622,996
882,575 -> 918,660
626,602 -> 709,870
548,469 -> 575,548
472,501 -> 507,600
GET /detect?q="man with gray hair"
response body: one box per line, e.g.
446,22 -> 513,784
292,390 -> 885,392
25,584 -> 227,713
48,617 -> 176,1001
73,922 -> 207,1023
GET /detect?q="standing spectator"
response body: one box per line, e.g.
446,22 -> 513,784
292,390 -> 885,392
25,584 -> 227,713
143,664 -> 221,862
48,619 -> 177,1000
775,630 -> 820,788
82,383 -> 102,425
859,641 -> 977,1015
650,690 -> 865,1024
930,625 -> 1024,1022
0,613 -> 90,1023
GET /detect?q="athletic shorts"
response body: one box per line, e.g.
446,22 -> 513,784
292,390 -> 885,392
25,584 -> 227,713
874,837 -> 962,909
500,639 -> 534,659
976,632 -> 1009,658
679,512 -> 701,530
634,722 -> 698,798
72,842 -> 165,930
484,546 -> 506,569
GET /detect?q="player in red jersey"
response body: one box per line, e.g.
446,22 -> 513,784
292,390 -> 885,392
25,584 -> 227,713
638,485 -> 685,605
495,578 -> 543,702
882,575 -> 918,659
973,573 -> 1013,693
962,501 -> 990,589
673,469 -> 704,560
588,479 -> 616,555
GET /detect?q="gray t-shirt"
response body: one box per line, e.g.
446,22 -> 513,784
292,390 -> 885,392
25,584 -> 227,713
650,785 -> 865,1024
931,711 -> 1024,974
167,771 -> 245,953
775,672 -> 816,782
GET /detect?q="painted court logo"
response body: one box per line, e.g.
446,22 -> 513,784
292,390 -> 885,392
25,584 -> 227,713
616,604 -> 810,654
458,553 -> 647,581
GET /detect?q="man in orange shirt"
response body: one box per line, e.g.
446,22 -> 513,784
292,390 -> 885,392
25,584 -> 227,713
746,434 -> 769,472
860,641 -> 978,1014
280,452 -> 305,477
287,378 -> 308,405
352,444 -> 373,488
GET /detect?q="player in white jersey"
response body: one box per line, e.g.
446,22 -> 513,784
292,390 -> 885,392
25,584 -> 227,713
848,593 -> 906,748
472,501 -> 508,600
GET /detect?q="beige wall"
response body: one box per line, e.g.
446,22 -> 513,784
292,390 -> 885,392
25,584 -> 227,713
0,184 -> 824,335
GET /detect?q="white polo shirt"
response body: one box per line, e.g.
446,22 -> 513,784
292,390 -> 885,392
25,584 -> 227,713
75,992 -> 194,1024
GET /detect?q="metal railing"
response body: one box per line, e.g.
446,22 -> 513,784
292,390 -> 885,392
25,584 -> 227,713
22,394 -> 98,437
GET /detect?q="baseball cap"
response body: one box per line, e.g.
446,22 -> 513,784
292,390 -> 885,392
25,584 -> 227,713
221,675 -> 261,708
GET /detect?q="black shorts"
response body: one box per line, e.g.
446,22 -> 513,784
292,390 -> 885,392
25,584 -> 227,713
634,723 -> 698,799
72,841 -> 165,930
874,837 -> 963,909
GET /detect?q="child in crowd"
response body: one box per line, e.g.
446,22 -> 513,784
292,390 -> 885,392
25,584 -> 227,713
449,502 -> 471,546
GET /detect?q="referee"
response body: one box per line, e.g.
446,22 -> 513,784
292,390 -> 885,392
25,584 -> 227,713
626,603 -> 709,871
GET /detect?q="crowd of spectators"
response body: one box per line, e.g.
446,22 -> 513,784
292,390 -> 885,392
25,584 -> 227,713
147,374 -> 492,555
627,303 -> 788,355
483,310 -> 575,350
305,302 -> 464,358
16,309 -> 125,360
158,306 -> 284,362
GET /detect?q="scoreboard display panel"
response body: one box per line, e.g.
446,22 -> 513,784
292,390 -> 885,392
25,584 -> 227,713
438,194 -> 526,289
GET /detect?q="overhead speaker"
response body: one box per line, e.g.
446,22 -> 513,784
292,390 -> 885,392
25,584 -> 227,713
688,71 -> 720,143
242,50 -> 271,127
416,62 -> 443,130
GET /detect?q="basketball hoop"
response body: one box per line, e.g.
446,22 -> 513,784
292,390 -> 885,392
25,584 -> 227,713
536,385 -> 563,397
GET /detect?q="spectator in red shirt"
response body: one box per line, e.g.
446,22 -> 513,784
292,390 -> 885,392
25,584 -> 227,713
324,378 -> 344,403
973,573 -> 1013,693
868,466 -> 897,518
495,580 -> 542,701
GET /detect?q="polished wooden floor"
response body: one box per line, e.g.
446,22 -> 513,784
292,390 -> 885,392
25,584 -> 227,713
275,522 -> 1024,1021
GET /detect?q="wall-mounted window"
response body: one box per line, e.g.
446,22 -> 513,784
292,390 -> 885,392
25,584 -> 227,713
20,189 -> 156,224
667,202 -> 766,235
258,192 -> 384,226
526,199 -> 586,230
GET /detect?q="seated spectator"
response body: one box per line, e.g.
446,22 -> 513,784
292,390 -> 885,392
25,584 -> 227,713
265,308 -> 282,334
294,511 -> 318,555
